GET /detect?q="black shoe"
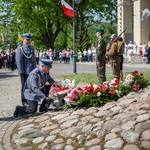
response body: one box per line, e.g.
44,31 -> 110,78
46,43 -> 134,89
39,107 -> 49,112
13,106 -> 20,117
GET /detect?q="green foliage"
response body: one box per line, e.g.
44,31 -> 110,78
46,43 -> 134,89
131,71 -> 150,89
76,91 -> 110,107
0,0 -> 117,49
75,83 -> 133,107
76,20 -> 90,52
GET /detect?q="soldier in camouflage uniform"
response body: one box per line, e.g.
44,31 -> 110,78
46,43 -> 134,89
96,29 -> 106,83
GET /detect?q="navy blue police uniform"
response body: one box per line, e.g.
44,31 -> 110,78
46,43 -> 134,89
15,33 -> 36,105
13,59 -> 55,117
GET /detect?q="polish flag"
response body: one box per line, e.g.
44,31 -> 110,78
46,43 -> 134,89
61,0 -> 77,17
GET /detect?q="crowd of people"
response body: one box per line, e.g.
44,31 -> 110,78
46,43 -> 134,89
0,49 -> 16,71
1,40 -> 150,72
124,41 -> 150,64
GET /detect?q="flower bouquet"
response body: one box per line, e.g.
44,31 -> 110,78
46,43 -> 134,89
124,71 -> 149,92
63,71 -> 149,107
48,71 -> 149,108
49,79 -> 75,99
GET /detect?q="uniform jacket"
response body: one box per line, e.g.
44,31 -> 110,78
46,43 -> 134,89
106,42 -> 120,62
15,43 -> 36,75
96,36 -> 106,61
23,67 -> 55,101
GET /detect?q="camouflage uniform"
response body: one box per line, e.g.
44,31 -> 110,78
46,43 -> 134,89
96,35 -> 106,83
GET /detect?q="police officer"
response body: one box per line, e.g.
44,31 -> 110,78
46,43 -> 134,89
13,59 -> 55,117
15,33 -> 36,105
96,29 -> 106,83
106,34 -> 121,83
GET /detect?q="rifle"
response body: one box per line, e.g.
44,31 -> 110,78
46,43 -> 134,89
106,27 -> 127,52
106,27 -> 127,63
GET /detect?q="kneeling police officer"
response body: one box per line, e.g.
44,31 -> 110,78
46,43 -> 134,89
14,59 -> 55,117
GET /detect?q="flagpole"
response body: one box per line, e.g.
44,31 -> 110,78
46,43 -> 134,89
72,0 -> 77,74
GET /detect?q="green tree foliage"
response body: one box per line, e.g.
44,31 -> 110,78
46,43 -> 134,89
0,0 -> 117,50
76,20 -> 90,52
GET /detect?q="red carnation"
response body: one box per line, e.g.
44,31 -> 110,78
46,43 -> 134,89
132,71 -> 138,75
108,90 -> 116,95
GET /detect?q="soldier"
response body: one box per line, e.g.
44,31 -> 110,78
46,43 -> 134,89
96,29 -> 106,83
13,59 -> 55,117
106,34 -> 120,83
117,37 -> 125,81
15,33 -> 36,105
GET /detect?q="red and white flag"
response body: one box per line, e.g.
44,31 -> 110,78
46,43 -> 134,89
61,0 -> 77,17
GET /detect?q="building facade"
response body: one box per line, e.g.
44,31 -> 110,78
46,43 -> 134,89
117,0 -> 150,44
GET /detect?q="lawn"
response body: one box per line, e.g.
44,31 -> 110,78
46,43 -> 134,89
56,71 -> 150,85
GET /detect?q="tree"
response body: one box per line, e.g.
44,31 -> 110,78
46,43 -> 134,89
0,0 -> 117,50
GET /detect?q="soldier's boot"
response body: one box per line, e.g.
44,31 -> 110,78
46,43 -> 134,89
13,106 -> 20,117
13,106 -> 27,117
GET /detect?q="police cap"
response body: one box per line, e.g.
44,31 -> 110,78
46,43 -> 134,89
40,59 -> 53,68
23,33 -> 32,39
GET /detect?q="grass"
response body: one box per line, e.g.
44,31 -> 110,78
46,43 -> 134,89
56,71 -> 150,85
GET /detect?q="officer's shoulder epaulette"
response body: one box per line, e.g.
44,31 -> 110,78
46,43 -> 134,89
18,44 -> 23,48
34,68 -> 40,74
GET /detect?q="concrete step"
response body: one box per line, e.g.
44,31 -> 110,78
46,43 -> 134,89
123,55 -> 147,64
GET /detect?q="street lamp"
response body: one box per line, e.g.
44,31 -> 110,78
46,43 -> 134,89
72,0 -> 81,74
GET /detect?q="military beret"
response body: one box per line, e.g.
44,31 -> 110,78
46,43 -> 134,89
96,29 -> 104,33
40,59 -> 53,68
22,33 -> 32,39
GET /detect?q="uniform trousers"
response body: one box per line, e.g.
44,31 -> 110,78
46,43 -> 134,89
110,60 -> 120,78
15,85 -> 51,116
96,59 -> 106,83
20,74 -> 28,104
16,98 -> 51,116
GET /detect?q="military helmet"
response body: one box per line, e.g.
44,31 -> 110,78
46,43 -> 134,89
110,34 -> 117,39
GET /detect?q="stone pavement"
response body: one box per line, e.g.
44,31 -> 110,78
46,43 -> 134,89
0,62 -> 150,150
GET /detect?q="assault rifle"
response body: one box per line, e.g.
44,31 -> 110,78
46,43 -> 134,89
106,27 -> 127,63
107,27 -> 127,52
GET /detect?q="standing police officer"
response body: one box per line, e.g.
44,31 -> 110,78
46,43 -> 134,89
96,29 -> 107,83
13,59 -> 55,117
15,33 -> 36,105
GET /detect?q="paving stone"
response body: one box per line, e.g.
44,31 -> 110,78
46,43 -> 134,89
104,138 -> 124,149
141,129 -> 150,140
123,144 -> 140,150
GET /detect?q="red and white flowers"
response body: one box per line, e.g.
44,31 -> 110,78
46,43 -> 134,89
49,79 -> 75,98
49,71 -> 149,107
